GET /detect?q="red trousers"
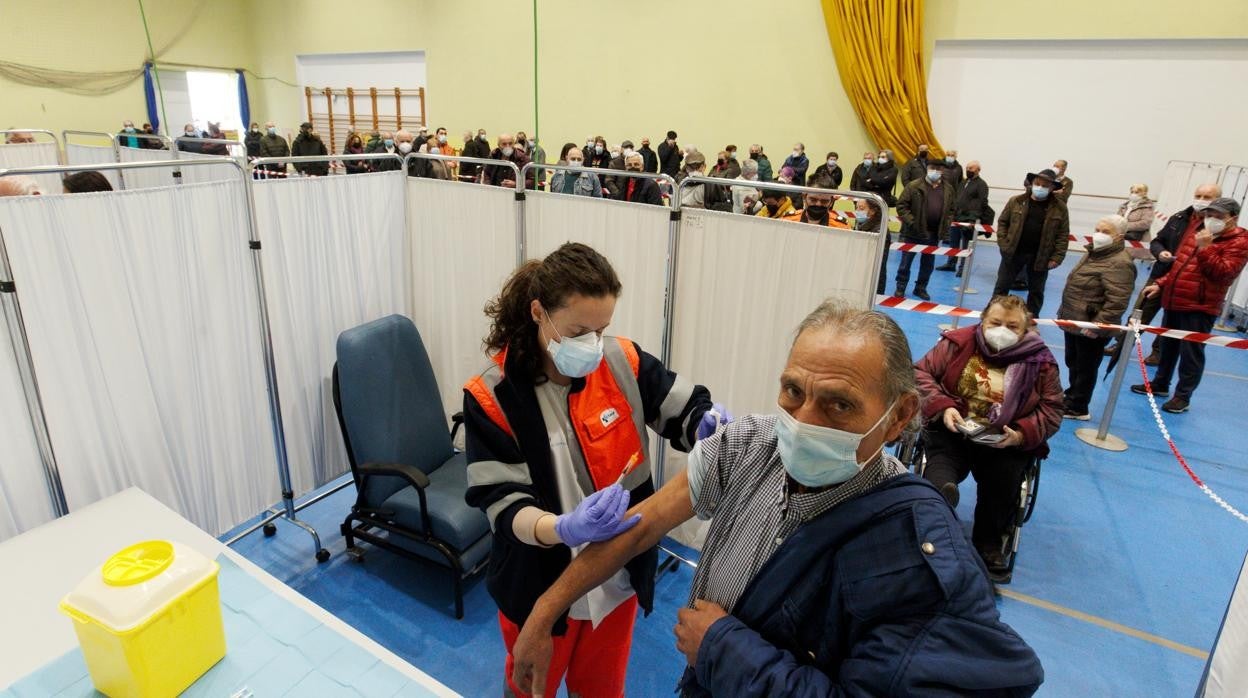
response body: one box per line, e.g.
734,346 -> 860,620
499,595 -> 637,698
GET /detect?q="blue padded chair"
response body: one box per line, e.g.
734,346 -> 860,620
333,314 -> 491,619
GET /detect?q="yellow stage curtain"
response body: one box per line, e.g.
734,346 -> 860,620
821,0 -> 943,159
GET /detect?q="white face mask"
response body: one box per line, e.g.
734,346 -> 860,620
983,325 -> 1021,352
827,158 -> 837,167
397,141 -> 413,154
876,157 -> 888,165
863,158 -> 874,168
567,159 -> 583,166
773,402 -> 895,488
792,150 -> 802,158
1128,193 -> 1142,203
623,148 -> 635,158
544,312 -> 604,378
1205,217 -> 1228,235
437,134 -> 447,144
1090,232 -> 1114,250
1192,198 -> 1211,211
502,146 -> 514,157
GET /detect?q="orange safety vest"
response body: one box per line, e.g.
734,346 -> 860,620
465,337 -> 648,491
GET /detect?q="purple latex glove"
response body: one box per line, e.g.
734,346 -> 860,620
696,403 -> 733,441
554,483 -> 641,547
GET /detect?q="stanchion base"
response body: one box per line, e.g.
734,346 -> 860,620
1075,427 -> 1128,452
938,322 -> 953,330
963,287 -> 978,295
1213,323 -> 1236,332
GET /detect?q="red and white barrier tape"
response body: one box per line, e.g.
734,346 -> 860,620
889,243 -> 973,258
874,295 -> 1248,350
1132,324 -> 1248,524
951,222 -> 995,234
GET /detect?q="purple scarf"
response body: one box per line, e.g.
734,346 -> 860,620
973,326 -> 1055,428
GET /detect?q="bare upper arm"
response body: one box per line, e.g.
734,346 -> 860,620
630,469 -> 696,542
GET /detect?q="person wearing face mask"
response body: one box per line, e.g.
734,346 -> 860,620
1056,215 -> 1136,420
603,140 -> 634,197
485,133 -> 535,189
850,150 -> 874,192
243,122 -> 262,158
637,137 -> 658,174
1110,183 -> 1222,364
864,149 -> 898,207
459,129 -> 490,181
679,151 -> 730,211
340,131 -> 371,174
916,294 -> 1063,580
854,198 -> 891,295
991,168 -> 1071,316
900,144 -> 931,187
809,151 -> 843,189
938,160 -> 993,276
893,165 -> 955,300
711,148 -> 741,180
1051,160 -> 1073,204
367,131 -> 402,173
508,298 -> 1044,697
417,141 -> 452,180
1133,197 -> 1248,413
755,189 -> 797,220
431,126 -> 458,180
550,146 -> 603,198
781,143 -> 810,187
258,121 -> 290,175
587,135 -> 611,171
138,123 -> 165,150
941,149 -> 964,191
746,144 -> 773,182
119,120 -> 140,149
1115,183 -> 1156,242
780,179 -> 850,228
465,243 -> 723,698
658,130 -> 682,178
290,122 -> 329,176
613,152 -> 662,205
177,123 -> 206,153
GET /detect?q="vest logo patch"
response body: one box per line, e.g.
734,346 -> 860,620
600,408 -> 620,428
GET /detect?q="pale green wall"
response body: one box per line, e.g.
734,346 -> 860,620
0,0 -> 257,142
3,0 -> 1246,158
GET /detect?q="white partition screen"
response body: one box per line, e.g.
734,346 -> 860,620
254,171 -> 410,493
0,181 -> 278,536
0,315 -> 56,542
664,209 -> 882,548
525,191 -> 669,352
1155,161 -> 1227,234
65,144 -> 120,189
175,151 -> 238,185
407,178 -> 519,416
0,142 -> 62,195
118,147 -> 179,190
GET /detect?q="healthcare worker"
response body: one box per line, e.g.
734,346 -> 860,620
464,242 -> 727,697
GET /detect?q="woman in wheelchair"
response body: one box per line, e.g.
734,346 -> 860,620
914,294 -> 1063,581
463,242 -> 724,697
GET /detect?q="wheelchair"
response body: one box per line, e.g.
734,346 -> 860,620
893,429 -> 1041,585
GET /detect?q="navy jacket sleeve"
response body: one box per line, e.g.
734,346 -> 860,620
633,343 -> 712,452
463,389 -> 539,544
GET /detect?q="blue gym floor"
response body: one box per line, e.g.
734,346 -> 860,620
225,243 -> 1248,697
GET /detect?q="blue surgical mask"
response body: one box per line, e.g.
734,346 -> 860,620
876,157 -> 888,165
854,210 -> 869,222
863,158 -> 874,168
544,313 -> 604,378
267,127 -> 276,135
945,156 -> 955,164
1032,185 -> 1051,200
926,170 -> 942,183
773,402 -> 895,487
384,138 -> 394,148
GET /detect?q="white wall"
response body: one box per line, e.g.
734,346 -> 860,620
929,39 -> 1248,233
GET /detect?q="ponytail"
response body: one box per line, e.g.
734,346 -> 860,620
483,243 -> 622,382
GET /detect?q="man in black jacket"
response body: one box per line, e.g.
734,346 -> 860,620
638,138 -> 658,174
850,151 -> 874,191
615,153 -> 663,205
658,130 -> 682,177
244,123 -> 262,158
291,122 -> 329,176
865,149 -> 898,207
900,144 -> 930,188
461,129 -> 491,181
937,160 -> 991,276
809,151 -> 843,189
894,163 -> 955,300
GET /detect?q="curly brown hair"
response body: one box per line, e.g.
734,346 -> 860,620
484,243 -> 622,382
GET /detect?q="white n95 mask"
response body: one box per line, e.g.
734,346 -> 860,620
1090,232 -> 1114,250
773,403 -> 894,488
1205,218 -> 1228,236
544,313 -> 603,378
983,325 -> 1021,352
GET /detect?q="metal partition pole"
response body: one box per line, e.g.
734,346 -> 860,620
1,129 -> 61,163
1076,309 -> 1143,452
0,221 -> 69,519
1215,276 -> 1240,331
62,130 -> 124,189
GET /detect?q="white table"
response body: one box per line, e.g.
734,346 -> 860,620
0,487 -> 457,696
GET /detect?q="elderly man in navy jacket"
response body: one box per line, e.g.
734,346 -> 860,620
509,298 -> 1042,697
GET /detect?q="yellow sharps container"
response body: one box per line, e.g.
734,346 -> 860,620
59,540 -> 226,697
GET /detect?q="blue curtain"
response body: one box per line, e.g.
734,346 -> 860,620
237,69 -> 251,129
143,63 -> 160,134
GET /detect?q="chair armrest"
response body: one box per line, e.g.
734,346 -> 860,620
450,411 -> 465,443
357,462 -> 430,490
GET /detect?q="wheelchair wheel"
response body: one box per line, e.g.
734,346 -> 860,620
892,430 -> 926,475
1021,459 -> 1041,524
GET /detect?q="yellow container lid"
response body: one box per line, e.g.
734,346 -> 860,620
60,540 -> 218,633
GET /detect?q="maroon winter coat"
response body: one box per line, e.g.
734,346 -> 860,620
914,325 -> 1064,456
1156,226 -> 1248,316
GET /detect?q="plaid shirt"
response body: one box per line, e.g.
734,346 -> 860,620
687,414 -> 906,613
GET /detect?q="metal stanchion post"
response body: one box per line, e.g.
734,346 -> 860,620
1214,277 -> 1240,332
941,233 -> 977,330
1076,309 -> 1143,452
